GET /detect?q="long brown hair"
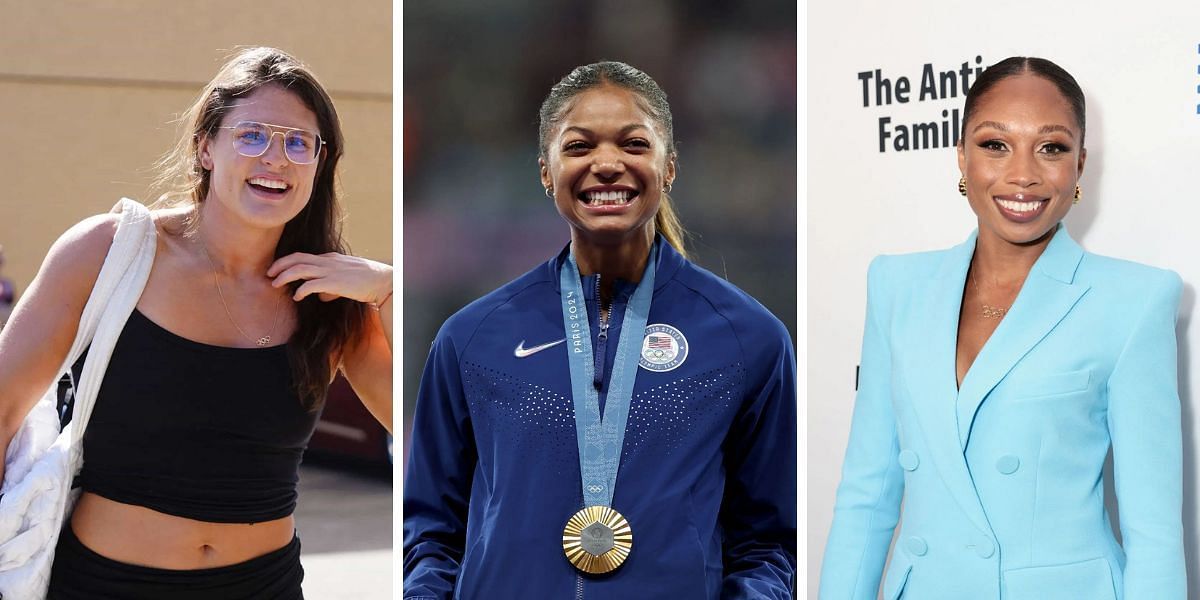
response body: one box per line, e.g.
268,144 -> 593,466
152,46 -> 364,411
537,61 -> 690,257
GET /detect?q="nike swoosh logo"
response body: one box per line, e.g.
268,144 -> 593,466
514,338 -> 566,358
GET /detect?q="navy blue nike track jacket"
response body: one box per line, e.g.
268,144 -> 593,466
403,238 -> 796,599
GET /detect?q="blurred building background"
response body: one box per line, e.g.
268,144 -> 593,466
0,3 -> 391,598
403,0 -> 797,449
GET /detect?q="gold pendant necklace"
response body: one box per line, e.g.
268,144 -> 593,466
970,274 -> 1010,319
981,304 -> 1008,319
198,237 -> 282,347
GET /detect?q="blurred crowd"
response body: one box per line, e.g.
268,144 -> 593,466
402,0 -> 797,439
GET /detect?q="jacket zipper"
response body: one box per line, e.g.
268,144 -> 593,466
578,276 -> 611,600
592,275 -> 610,391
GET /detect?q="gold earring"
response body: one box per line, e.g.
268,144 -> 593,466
1073,184 -> 1081,204
958,177 -> 967,196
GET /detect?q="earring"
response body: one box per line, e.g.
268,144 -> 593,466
663,182 -> 673,193
545,187 -> 554,199
1073,184 -> 1082,204
958,177 -> 967,197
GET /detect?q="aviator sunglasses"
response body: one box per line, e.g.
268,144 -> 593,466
219,121 -> 325,165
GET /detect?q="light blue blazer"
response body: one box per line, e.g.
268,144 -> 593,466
820,227 -> 1186,600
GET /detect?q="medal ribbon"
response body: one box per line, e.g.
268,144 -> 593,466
560,243 -> 656,508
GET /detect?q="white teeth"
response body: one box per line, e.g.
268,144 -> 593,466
249,177 -> 288,190
997,198 -> 1041,213
584,190 -> 632,205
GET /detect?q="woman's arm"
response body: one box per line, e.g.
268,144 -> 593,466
1107,271 -> 1186,599
268,253 -> 393,430
819,256 -> 905,600
403,331 -> 476,600
340,305 -> 393,432
719,315 -> 797,599
0,214 -> 117,483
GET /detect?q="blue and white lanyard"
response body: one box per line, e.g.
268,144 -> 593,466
559,244 -> 656,508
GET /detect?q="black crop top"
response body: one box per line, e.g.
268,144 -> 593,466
72,309 -> 320,524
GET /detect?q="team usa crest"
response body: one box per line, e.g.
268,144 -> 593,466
639,324 -> 688,372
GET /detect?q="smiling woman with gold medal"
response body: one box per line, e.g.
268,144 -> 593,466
403,62 -> 797,598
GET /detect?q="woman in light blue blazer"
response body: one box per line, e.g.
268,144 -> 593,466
820,57 -> 1186,599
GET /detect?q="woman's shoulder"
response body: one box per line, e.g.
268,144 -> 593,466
20,210 -> 126,317
1078,250 -> 1180,288
38,200 -> 181,303
865,244 -> 962,282
1077,250 -> 1182,309
49,211 -> 123,271
670,259 -> 791,350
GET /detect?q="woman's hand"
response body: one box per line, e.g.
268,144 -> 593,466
270,252 -> 394,432
267,252 -> 392,305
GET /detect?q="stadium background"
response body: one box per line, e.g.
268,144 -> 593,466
402,0 -> 798,467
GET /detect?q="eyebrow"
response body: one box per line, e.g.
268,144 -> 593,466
562,124 -> 650,138
1037,124 -> 1075,138
971,120 -> 1008,134
971,120 -> 1076,139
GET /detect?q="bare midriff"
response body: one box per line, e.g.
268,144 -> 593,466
70,492 -> 295,569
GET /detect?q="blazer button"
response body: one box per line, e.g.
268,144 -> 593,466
973,535 -> 995,558
995,455 -> 1020,475
906,536 -> 928,557
898,450 -> 920,471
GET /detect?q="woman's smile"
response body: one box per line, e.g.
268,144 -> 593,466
245,174 -> 293,201
578,185 -> 640,213
992,193 -> 1049,223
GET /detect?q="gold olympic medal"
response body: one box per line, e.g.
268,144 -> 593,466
561,505 -> 633,574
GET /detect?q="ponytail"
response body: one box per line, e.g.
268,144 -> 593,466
655,193 -> 688,259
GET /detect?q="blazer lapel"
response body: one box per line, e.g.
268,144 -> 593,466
955,226 -> 1089,447
902,233 -> 993,531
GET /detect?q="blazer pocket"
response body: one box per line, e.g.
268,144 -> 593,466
1003,557 -> 1116,600
881,556 -> 912,600
1004,368 -> 1091,401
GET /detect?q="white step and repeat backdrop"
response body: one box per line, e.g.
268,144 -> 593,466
808,1 -> 1200,597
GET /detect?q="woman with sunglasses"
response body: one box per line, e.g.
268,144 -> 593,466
0,47 -> 392,599
404,61 -> 796,599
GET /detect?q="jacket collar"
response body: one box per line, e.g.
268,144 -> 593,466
933,224 -> 1084,285
902,224 -> 1089,531
548,234 -> 684,296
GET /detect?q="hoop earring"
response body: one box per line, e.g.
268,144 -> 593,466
545,187 -> 554,199
663,182 -> 673,193
1073,184 -> 1082,204
958,177 -> 967,197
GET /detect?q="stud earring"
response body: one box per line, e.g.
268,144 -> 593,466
1073,184 -> 1082,204
958,177 -> 967,197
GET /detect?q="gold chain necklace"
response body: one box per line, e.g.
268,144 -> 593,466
198,237 -> 282,346
969,273 -> 1010,319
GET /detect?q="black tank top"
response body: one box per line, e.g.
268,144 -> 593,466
73,309 -> 320,523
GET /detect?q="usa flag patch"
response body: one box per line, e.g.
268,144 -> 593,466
639,323 -> 688,372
